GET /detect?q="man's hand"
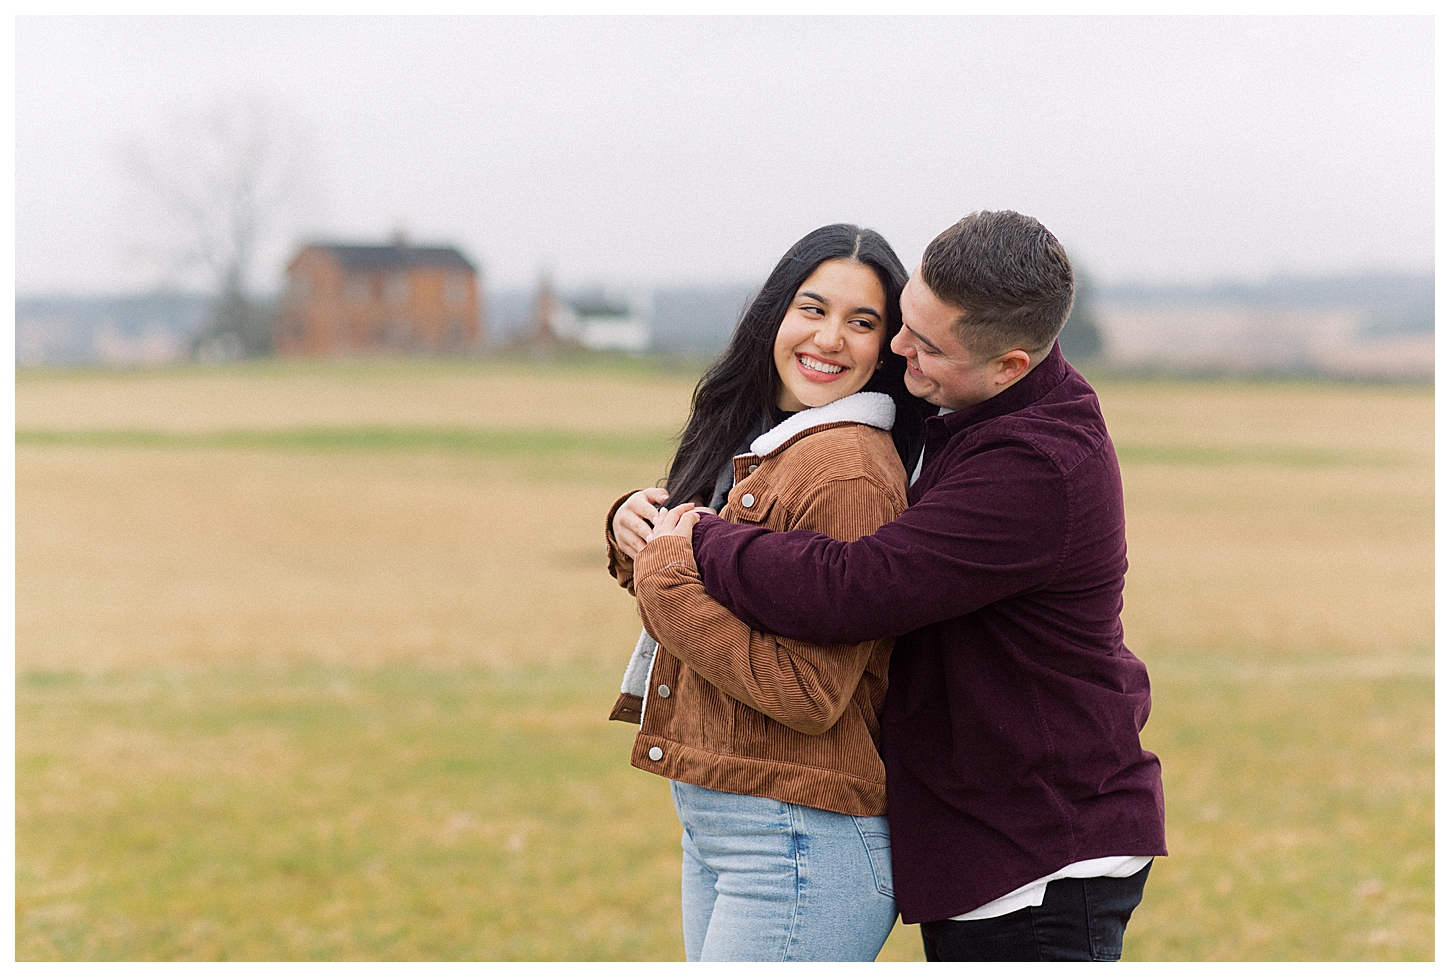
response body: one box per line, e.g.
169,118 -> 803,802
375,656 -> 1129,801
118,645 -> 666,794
613,488 -> 670,560
646,502 -> 713,545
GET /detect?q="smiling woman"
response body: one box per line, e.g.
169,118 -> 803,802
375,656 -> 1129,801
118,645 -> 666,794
772,260 -> 888,412
602,224 -> 933,961
655,228 -> 930,513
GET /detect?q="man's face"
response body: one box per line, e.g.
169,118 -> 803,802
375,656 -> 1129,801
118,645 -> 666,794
892,271 -> 1003,410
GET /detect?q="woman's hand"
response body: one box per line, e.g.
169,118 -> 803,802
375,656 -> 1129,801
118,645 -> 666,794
612,487 -> 671,560
646,502 -> 713,545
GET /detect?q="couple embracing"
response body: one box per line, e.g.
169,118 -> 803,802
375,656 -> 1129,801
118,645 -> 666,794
604,212 -> 1166,962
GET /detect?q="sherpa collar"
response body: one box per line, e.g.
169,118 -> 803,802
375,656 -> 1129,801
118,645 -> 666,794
746,391 -> 896,459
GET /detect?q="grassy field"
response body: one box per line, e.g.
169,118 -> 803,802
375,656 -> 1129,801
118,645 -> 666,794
15,357 -> 1433,960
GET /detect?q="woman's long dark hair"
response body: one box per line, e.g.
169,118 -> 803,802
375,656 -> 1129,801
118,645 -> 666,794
666,224 -> 930,505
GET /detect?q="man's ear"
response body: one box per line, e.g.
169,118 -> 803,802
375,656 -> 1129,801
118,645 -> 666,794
996,349 -> 1032,387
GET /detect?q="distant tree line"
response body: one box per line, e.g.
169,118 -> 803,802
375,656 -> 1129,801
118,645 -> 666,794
1058,267 -> 1104,365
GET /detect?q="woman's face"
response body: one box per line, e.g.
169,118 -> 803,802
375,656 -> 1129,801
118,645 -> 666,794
772,259 -> 888,412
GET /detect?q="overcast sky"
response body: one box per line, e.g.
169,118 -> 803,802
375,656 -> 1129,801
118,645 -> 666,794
15,15 -> 1434,297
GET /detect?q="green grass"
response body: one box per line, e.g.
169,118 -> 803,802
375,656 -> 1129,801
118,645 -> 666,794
1128,659 -> 1433,960
17,654 -> 1432,961
14,349 -> 715,385
15,426 -> 678,460
16,428 -> 1413,471
17,662 -> 685,961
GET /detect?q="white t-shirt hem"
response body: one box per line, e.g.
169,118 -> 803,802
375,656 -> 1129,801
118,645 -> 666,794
948,855 -> 1153,921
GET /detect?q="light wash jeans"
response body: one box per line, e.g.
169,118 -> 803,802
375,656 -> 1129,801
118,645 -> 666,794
670,780 -> 898,962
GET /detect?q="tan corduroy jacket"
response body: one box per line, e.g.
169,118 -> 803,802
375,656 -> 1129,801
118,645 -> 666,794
605,392 -> 909,816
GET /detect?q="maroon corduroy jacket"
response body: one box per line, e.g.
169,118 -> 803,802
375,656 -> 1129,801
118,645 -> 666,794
691,343 -> 1167,924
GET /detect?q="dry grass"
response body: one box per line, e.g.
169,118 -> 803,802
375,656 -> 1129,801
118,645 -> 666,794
14,357 -> 699,433
1122,463 -> 1431,661
1098,379 -> 1432,460
15,359 -> 1433,960
16,446 -> 656,674
1100,378 -> 1433,662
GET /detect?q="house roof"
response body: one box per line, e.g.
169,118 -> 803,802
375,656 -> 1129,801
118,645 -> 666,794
306,243 -> 476,272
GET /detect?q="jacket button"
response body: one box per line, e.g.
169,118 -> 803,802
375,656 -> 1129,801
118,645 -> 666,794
648,746 -> 663,761
747,464 -> 758,473
741,493 -> 755,508
657,684 -> 671,698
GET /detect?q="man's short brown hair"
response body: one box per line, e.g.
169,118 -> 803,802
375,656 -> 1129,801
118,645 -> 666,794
920,210 -> 1075,359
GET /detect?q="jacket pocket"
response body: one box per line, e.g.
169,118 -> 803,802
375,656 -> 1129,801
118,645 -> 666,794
608,693 -> 643,724
726,485 -> 776,525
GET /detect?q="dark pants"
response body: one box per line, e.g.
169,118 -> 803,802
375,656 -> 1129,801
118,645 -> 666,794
920,862 -> 1152,962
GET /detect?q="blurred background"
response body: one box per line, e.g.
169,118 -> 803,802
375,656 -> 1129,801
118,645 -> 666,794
14,14 -> 1433,961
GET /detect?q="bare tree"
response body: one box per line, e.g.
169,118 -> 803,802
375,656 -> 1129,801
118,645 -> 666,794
120,96 -> 318,358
